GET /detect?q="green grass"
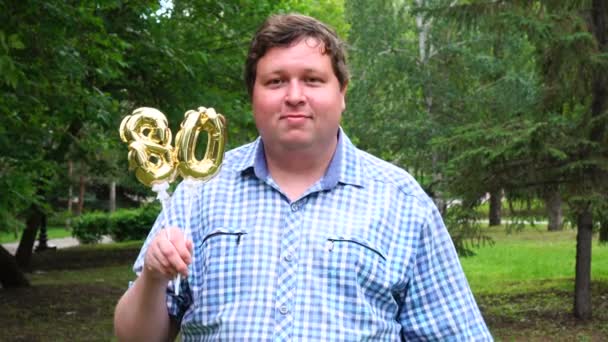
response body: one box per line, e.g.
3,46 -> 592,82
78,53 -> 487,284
1,227 -> 607,341
0,226 -> 72,244
461,225 -> 608,295
461,225 -> 608,341
30,264 -> 133,287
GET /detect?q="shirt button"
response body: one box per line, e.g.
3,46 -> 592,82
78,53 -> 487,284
290,203 -> 299,212
279,305 -> 290,315
284,253 -> 293,262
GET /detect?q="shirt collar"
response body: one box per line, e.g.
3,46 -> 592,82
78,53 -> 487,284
235,127 -> 364,189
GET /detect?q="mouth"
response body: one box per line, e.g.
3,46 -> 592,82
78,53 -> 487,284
280,113 -> 311,120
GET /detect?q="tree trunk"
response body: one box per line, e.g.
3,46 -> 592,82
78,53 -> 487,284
599,220 -> 608,244
415,2 -> 445,215
489,190 -> 502,226
572,0 -> 607,321
545,188 -> 563,231
67,160 -> 73,214
574,208 -> 593,320
109,180 -> 116,212
0,245 -> 29,288
35,213 -> 55,252
15,206 -> 43,270
77,174 -> 85,215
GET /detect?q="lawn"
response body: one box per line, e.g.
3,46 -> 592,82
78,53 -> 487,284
0,242 -> 140,342
0,226 -> 72,244
461,226 -> 608,340
461,226 -> 608,294
0,227 -> 606,341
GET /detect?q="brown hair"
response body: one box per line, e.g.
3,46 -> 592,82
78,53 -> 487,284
244,13 -> 349,97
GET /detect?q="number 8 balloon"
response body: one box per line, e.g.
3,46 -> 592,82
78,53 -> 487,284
119,107 -> 177,186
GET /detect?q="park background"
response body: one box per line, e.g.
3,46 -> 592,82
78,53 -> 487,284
0,0 -> 607,340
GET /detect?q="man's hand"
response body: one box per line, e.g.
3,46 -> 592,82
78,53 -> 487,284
142,227 -> 193,282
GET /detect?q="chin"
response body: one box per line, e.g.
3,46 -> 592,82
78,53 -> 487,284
279,138 -> 314,150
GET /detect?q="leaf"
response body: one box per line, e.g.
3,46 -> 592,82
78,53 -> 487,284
8,34 -> 25,50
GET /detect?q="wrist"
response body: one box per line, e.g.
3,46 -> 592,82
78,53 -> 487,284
140,266 -> 171,289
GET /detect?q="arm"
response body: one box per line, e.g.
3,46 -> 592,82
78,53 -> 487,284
399,206 -> 492,341
114,227 -> 192,342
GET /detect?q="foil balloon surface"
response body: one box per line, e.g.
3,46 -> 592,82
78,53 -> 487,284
175,107 -> 226,181
119,107 -> 177,187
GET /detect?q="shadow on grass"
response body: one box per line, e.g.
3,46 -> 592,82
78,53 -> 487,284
0,283 -> 122,341
478,281 -> 608,341
0,242 -> 141,341
28,241 -> 142,271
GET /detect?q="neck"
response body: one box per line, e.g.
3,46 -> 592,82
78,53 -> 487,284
264,139 -> 337,201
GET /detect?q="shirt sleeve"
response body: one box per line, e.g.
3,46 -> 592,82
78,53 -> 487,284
399,205 -> 493,341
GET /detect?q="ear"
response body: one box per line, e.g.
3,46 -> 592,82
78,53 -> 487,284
340,81 -> 348,111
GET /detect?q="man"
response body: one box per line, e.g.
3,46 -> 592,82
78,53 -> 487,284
114,13 -> 492,341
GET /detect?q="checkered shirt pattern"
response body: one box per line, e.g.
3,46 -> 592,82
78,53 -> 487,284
133,129 -> 493,341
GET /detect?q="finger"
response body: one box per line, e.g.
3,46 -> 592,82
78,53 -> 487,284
145,231 -> 180,278
166,227 -> 193,267
174,238 -> 193,266
148,237 -> 176,274
151,250 -> 176,279
186,239 -> 193,255
154,241 -> 172,270
159,236 -> 189,277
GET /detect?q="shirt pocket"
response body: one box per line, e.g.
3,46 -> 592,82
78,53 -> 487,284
314,235 -> 395,328
198,227 -> 247,277
321,235 -> 388,293
194,228 -> 248,320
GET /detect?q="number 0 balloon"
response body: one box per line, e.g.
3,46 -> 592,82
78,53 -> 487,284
175,107 -> 226,180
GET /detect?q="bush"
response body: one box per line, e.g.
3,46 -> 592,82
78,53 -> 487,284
109,205 -> 160,242
71,205 -> 160,244
72,212 -> 111,244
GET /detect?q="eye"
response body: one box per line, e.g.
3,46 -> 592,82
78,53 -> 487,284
265,78 -> 283,87
305,76 -> 325,86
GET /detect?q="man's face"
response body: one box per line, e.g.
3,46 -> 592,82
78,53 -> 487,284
252,37 -> 346,153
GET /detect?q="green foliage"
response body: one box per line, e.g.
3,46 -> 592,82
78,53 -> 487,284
474,198 -> 548,221
432,0 -> 607,190
71,205 -> 160,244
108,205 -> 160,242
444,204 -> 493,256
72,212 -> 111,244
0,0 -> 161,231
345,0 -> 425,166
0,0 -> 350,234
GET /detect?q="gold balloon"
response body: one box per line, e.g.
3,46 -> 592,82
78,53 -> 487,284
119,107 -> 177,187
175,107 -> 226,181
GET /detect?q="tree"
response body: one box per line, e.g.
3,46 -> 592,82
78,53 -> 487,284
346,0 -> 607,320
429,0 -> 607,320
0,0 -> 350,287
0,0 -> 161,282
345,0 -> 532,251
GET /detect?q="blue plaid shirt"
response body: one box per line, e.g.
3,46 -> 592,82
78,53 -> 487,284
134,129 -> 492,341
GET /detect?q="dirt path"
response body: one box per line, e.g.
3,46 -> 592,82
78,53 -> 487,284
2,236 -> 113,255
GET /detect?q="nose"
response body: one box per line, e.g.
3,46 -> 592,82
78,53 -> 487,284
285,80 -> 305,105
